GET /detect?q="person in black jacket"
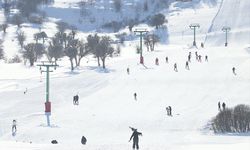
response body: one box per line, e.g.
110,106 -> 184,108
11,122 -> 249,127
129,127 -> 142,150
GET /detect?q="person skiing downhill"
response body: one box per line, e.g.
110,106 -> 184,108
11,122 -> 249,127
174,63 -> 178,72
12,120 -> 17,134
73,94 -> 79,105
129,127 -> 142,150
205,55 -> 208,62
134,93 -> 137,100
232,67 -> 236,75
188,54 -> 191,62
165,56 -> 168,63
185,61 -> 190,70
127,67 -> 130,75
155,58 -> 159,65
195,51 -> 198,60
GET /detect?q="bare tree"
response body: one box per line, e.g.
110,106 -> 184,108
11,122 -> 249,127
48,38 -> 64,63
149,34 -> 160,51
22,43 -> 36,66
65,46 -> 78,71
17,31 -> 26,49
97,36 -> 114,69
87,34 -> 100,66
144,34 -> 160,51
77,40 -> 89,66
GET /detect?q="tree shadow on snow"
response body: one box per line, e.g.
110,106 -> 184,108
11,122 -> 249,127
63,71 -> 81,75
215,132 -> 250,137
39,124 -> 60,128
85,66 -> 115,73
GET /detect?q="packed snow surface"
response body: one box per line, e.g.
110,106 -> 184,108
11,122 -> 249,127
0,0 -> 250,149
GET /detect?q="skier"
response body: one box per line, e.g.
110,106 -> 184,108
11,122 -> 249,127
155,58 -> 159,65
75,94 -> 79,105
201,42 -> 204,48
127,67 -> 130,75
12,120 -> 17,134
195,52 -> 198,60
166,107 -> 169,115
73,95 -> 76,105
168,106 -> 172,116
205,55 -> 208,62
222,102 -> 226,111
218,102 -> 221,111
174,63 -> 178,72
165,56 -> 168,63
134,93 -> 137,100
73,95 -> 79,105
81,136 -> 87,145
185,61 -> 189,70
24,88 -> 28,94
198,55 -> 202,62
232,67 -> 236,75
188,54 -> 191,62
129,127 -> 142,150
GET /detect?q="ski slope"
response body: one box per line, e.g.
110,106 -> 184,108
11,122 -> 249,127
205,0 -> 250,46
0,0 -> 250,150
0,44 -> 250,149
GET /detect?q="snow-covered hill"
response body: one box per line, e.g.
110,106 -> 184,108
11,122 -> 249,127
205,0 -> 250,46
0,0 -> 250,150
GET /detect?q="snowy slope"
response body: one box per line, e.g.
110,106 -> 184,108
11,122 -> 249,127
0,0 -> 250,150
0,44 -> 250,149
205,0 -> 250,46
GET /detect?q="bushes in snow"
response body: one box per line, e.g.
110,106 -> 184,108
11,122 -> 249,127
212,104 -> 250,133
7,55 -> 22,63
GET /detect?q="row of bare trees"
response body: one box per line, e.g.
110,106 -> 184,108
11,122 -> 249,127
17,22 -> 115,71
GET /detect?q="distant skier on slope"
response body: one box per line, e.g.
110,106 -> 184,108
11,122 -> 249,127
165,56 -> 168,63
198,55 -> 202,62
134,93 -> 137,100
195,52 -> 198,61
73,94 -> 79,105
188,54 -> 191,62
127,67 -> 130,75
174,63 -> 178,72
201,42 -> 204,48
24,88 -> 28,94
205,55 -> 208,62
155,58 -> 159,65
12,119 -> 17,135
232,67 -> 236,75
129,127 -> 142,150
185,61 -> 190,70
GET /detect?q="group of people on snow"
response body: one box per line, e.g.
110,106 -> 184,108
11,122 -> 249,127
218,101 -> 226,111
